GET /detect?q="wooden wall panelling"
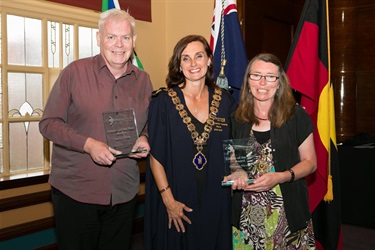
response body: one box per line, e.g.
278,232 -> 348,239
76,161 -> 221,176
330,0 -> 375,142
330,0 -> 358,142
240,0 -> 303,64
355,3 -> 375,136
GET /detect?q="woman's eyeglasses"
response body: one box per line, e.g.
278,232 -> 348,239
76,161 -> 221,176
249,74 -> 279,82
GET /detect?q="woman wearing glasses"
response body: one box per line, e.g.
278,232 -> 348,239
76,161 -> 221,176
225,53 -> 317,249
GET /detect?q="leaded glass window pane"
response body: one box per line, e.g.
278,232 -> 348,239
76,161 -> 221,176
63,23 -> 74,67
7,15 -> 42,66
79,26 -> 99,59
9,121 -> 44,172
7,73 -> 43,112
48,21 -> 60,68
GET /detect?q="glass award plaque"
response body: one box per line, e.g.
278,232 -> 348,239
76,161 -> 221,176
221,138 -> 255,186
102,109 -> 139,158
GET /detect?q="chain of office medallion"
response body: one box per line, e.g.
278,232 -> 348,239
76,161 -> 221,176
168,88 -> 222,151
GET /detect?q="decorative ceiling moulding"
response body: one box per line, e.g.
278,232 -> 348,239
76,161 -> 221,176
47,0 -> 152,22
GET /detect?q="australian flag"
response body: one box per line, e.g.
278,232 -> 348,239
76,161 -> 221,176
210,0 -> 248,101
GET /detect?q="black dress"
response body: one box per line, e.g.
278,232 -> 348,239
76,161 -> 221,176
144,86 -> 237,250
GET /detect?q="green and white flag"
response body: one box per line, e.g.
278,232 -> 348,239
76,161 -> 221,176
132,50 -> 144,70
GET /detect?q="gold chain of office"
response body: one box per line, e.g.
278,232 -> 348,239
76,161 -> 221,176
168,87 -> 222,170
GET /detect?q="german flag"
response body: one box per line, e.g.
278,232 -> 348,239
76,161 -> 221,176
284,0 -> 342,249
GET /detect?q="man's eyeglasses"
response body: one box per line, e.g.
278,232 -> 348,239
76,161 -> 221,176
249,74 -> 279,82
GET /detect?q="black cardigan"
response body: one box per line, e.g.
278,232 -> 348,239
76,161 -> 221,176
231,105 -> 314,232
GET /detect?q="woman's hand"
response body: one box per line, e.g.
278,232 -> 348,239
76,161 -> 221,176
226,171 -> 285,192
165,199 -> 193,233
149,155 -> 193,233
244,172 -> 283,192
223,169 -> 249,190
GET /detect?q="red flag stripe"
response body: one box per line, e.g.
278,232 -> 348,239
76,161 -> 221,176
285,0 -> 329,213
287,22 -> 328,112
224,4 -> 237,15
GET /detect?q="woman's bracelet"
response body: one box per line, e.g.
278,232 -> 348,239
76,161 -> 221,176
288,169 -> 295,183
159,185 -> 170,194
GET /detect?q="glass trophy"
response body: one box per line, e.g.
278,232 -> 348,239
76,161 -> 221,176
102,109 -> 140,158
221,138 -> 255,186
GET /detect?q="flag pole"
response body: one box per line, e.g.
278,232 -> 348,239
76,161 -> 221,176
323,0 -> 333,202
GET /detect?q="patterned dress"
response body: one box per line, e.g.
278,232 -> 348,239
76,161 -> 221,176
232,130 -> 315,250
